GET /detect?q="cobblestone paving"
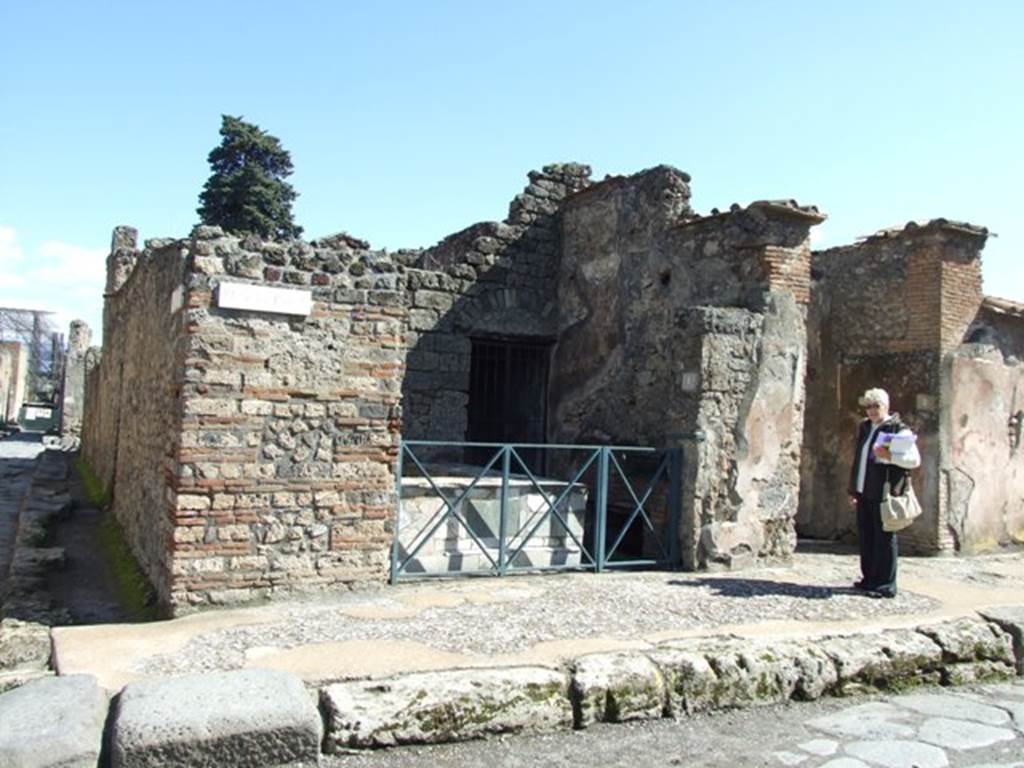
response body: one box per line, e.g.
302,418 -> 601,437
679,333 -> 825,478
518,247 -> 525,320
0,434 -> 44,595
324,681 -> 1024,768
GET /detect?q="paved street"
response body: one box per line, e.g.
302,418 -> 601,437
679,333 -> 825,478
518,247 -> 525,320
0,434 -> 44,595
330,682 -> 1024,768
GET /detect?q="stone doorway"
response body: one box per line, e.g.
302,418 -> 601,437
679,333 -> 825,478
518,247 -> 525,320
466,336 -> 551,471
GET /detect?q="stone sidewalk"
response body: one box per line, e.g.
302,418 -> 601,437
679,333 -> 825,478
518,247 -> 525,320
49,548 -> 1024,691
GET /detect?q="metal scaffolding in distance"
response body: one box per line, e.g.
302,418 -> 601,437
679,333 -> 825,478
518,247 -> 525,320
0,307 -> 65,402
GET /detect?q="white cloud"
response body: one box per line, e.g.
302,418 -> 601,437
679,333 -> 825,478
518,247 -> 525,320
0,271 -> 27,290
34,240 -> 107,286
0,225 -> 105,339
0,226 -> 25,268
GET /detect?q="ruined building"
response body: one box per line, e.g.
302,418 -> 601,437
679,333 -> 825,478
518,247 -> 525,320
79,164 -> 1024,615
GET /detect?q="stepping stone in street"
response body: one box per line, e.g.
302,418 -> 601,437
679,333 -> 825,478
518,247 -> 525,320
0,674 -> 108,768
110,668 -> 322,768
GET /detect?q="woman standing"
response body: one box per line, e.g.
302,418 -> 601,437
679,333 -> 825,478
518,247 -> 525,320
847,388 -> 921,598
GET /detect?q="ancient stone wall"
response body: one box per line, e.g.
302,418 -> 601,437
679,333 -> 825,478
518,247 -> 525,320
967,298 -> 1024,361
58,320 -> 92,438
554,167 -> 822,568
82,227 -> 190,600
82,227 -> 142,491
401,163 -> 591,443
82,225 -> 408,613
801,220 -> 989,554
170,227 -> 406,610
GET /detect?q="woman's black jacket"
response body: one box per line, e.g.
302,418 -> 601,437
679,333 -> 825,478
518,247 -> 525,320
847,417 -> 911,501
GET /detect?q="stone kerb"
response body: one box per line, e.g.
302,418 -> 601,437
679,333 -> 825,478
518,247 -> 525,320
165,226 -> 410,612
315,614 -> 1022,753
2,613 -> 1022,763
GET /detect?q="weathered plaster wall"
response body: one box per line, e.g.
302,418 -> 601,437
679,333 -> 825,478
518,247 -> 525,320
801,221 -> 988,553
58,320 -> 92,437
554,167 -> 822,568
944,345 -> 1024,552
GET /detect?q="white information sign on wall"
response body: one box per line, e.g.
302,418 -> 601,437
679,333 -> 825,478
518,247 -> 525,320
216,281 -> 313,317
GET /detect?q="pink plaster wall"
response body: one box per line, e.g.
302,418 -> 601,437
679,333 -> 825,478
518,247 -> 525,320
946,349 -> 1024,551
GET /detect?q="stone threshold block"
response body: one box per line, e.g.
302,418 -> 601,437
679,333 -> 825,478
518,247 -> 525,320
321,666 -> 572,750
110,668 -> 322,768
0,674 -> 107,768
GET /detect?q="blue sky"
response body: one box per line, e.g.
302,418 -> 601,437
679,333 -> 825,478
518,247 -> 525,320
1,1 -> 1021,338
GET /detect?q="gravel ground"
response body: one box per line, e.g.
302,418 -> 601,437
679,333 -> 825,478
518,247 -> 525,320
129,550 -> 993,678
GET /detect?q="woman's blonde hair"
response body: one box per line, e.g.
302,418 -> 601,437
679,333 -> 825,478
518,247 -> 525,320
858,388 -> 890,408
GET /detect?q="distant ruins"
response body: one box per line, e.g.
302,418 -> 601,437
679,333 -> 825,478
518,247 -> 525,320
71,163 -> 1024,614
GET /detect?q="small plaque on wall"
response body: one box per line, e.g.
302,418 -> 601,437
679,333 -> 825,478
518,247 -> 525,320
216,281 -> 312,316
681,372 -> 701,392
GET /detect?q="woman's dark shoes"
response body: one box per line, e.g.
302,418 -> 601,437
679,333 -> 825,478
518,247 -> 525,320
867,588 -> 897,599
852,580 -> 869,590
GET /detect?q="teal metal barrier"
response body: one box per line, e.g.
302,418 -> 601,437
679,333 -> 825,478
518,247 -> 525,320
391,441 -> 684,582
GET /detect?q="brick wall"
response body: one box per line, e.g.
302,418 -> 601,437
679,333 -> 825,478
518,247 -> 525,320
801,220 -> 988,553
83,225 -> 409,613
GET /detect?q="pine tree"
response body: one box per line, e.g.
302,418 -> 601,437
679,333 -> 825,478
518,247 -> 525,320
197,115 -> 303,240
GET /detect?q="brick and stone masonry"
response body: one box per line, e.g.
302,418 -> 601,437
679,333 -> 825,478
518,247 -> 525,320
80,164 -> 1023,613
84,225 -> 408,612
799,219 -> 1024,554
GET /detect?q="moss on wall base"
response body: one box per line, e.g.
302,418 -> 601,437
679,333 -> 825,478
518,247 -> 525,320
74,455 -> 159,621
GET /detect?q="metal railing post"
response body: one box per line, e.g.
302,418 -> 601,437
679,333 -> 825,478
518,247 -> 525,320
498,446 -> 511,575
595,447 -> 609,572
389,441 -> 406,584
666,446 -> 682,568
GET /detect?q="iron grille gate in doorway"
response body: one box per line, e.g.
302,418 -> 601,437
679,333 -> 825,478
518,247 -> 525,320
390,440 -> 683,582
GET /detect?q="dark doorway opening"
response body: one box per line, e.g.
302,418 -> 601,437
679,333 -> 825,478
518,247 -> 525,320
467,336 -> 551,473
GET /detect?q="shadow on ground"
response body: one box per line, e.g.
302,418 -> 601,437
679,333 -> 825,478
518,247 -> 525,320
668,577 -> 861,600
